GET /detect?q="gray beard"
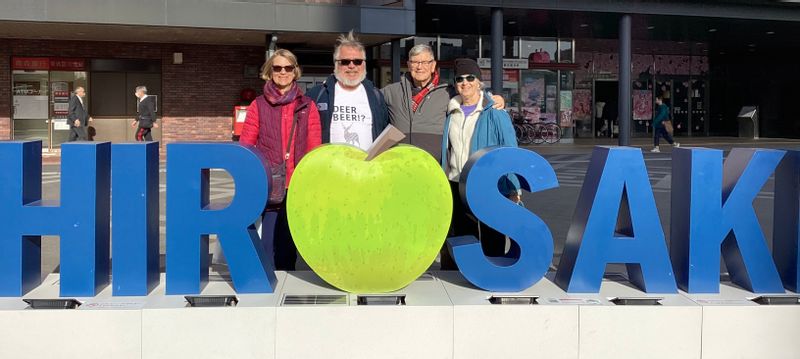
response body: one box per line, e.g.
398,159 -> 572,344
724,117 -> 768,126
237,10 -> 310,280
335,70 -> 366,88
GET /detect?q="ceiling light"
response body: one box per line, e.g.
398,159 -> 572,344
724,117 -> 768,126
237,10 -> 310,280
748,43 -> 756,47
508,21 -> 516,25
580,23 -> 589,28
647,26 -> 655,30
708,28 -> 717,32
766,31 -> 775,35
431,18 -> 439,22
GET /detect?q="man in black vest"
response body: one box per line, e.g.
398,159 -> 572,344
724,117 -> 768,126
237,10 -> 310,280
132,85 -> 157,141
67,86 -> 91,141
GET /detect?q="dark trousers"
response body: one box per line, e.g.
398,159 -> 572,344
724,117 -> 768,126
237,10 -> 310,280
440,181 -> 506,270
136,126 -> 153,141
653,126 -> 674,146
263,202 -> 297,271
68,126 -> 88,141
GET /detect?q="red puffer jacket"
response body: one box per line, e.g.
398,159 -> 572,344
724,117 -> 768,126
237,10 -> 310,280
240,91 -> 321,186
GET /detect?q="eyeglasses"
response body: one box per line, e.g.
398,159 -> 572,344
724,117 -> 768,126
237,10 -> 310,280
408,60 -> 435,67
272,65 -> 296,73
336,59 -> 365,66
455,75 -> 477,83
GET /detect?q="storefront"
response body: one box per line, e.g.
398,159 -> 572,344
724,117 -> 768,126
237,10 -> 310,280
375,35 -> 709,142
11,57 -> 88,149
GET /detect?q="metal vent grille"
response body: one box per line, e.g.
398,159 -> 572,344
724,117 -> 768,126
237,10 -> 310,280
282,294 -> 348,306
488,295 -> 538,305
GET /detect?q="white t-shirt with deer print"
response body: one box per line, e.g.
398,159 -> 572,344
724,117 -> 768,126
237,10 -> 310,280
330,82 -> 374,151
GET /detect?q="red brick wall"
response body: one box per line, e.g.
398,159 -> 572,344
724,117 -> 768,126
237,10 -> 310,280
160,43 -> 264,146
0,39 -> 267,144
0,39 -> 10,140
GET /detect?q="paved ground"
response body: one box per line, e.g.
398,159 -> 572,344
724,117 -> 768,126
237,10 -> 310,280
33,137 -> 800,277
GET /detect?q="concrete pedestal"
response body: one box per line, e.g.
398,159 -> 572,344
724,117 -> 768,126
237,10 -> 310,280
141,272 -> 287,359
686,283 -> 800,359
275,271 -> 453,359
0,275 -> 142,359
0,272 -> 797,358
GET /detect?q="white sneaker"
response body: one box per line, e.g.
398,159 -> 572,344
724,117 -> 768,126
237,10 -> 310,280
650,147 -> 661,153
674,142 -> 681,148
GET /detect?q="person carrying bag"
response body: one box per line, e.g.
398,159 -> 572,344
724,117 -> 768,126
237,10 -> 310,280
651,95 -> 679,153
240,49 -> 322,270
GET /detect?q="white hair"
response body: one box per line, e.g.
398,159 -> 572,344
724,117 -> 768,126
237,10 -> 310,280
135,86 -> 147,93
408,44 -> 435,59
333,30 -> 365,65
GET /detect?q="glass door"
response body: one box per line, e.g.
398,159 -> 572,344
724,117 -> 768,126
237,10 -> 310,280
50,71 -> 89,147
690,79 -> 709,136
12,70 -> 50,144
671,78 -> 690,136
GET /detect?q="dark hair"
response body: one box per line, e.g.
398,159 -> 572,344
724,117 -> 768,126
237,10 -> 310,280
656,96 -> 663,101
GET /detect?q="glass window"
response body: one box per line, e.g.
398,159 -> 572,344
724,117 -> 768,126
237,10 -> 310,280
521,38 -> 557,64
50,71 -> 89,147
12,70 -> 50,142
277,0 -> 357,5
559,40 -> 574,63
480,36 -> 518,59
438,35 -> 479,61
360,0 -> 405,7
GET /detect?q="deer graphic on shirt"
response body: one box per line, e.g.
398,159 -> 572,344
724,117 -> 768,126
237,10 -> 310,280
343,124 -> 361,148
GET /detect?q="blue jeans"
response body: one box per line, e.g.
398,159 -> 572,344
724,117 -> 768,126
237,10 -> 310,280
654,126 -> 674,147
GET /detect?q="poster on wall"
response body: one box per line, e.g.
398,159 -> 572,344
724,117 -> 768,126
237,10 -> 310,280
52,82 -> 70,116
53,118 -> 70,131
572,89 -> 592,120
560,91 -> 573,109
560,110 -> 573,127
520,74 -> 544,122
633,90 -> 653,121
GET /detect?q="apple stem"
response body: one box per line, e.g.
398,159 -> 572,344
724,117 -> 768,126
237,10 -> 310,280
365,124 -> 406,161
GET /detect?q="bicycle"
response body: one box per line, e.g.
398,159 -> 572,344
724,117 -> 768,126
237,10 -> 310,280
510,110 -> 535,145
537,122 -> 562,144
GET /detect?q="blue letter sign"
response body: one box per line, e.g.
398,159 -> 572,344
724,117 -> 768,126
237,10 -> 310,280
555,146 -> 677,293
671,147 -> 785,293
111,142 -> 160,296
449,147 -> 559,292
773,149 -> 800,292
166,143 -> 276,295
0,141 -> 111,297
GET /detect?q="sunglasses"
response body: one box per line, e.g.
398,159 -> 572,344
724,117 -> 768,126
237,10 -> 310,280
337,59 -> 365,66
455,75 -> 477,83
272,65 -> 296,73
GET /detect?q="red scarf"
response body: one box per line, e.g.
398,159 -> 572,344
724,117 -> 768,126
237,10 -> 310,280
411,71 -> 440,112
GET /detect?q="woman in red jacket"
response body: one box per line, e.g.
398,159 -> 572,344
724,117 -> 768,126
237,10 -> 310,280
240,49 -> 322,270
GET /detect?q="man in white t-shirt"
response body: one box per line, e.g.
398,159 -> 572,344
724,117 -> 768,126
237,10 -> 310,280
307,30 -> 388,150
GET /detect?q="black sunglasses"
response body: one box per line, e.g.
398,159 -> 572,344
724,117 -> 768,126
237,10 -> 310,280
455,75 -> 477,83
272,65 -> 296,73
337,59 -> 365,66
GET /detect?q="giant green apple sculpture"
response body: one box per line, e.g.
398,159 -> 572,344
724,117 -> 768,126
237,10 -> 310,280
286,141 -> 452,293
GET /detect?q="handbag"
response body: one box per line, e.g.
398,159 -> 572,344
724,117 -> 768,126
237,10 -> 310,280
662,120 -> 674,135
268,112 -> 297,206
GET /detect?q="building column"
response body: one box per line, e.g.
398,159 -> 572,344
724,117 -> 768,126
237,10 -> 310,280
391,39 -> 401,83
491,8 -> 503,94
618,14 -> 632,146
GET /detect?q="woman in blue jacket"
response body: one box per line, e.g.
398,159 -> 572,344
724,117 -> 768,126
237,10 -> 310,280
440,58 -> 520,268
